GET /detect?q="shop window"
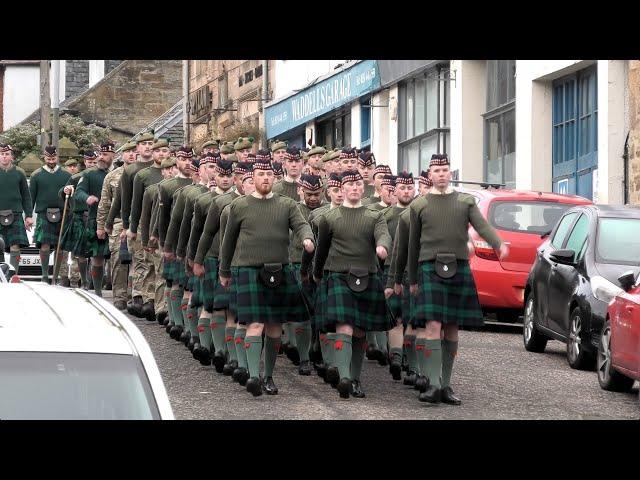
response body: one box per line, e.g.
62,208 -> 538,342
255,65 -> 263,78
361,98 -> 371,147
316,111 -> 352,149
484,60 -> 516,188
245,70 -> 253,84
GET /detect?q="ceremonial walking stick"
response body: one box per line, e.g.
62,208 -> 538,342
53,193 -> 71,285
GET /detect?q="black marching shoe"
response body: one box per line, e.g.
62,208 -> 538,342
165,322 -> 174,334
113,300 -> 127,311
298,360 -> 312,376
389,357 -> 402,381
211,351 -> 226,373
377,351 -> 389,366
169,325 -> 183,341
284,345 -> 300,366
222,360 -> 237,376
418,385 -> 442,404
246,377 -> 263,397
350,379 -> 365,398
188,336 -> 199,352
440,387 -> 462,405
163,316 -> 170,327
315,363 -> 327,380
232,367 -> 249,385
141,301 -> 155,322
403,370 -> 418,386
156,311 -> 168,325
325,366 -> 340,387
365,345 -> 377,361
415,375 -> 429,393
262,376 -> 279,395
180,330 -> 191,346
193,346 -> 211,366
337,378 -> 353,399
127,296 -> 144,317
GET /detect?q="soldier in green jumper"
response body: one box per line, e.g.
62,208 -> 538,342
272,146 -> 304,201
362,164 -> 392,206
219,157 -> 315,397
0,143 -> 33,271
270,140 -> 287,164
233,136 -> 254,163
407,154 -> 508,405
357,151 -> 376,199
29,146 -> 71,283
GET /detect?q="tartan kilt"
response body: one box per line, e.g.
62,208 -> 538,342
228,267 -> 238,316
189,275 -> 204,309
410,260 -> 484,328
175,259 -> 188,288
383,266 -> 412,327
292,263 -> 316,317
61,213 -> 88,256
202,256 -> 219,312
232,265 -> 308,325
83,218 -> 110,259
34,215 -> 62,248
316,271 -> 393,332
162,258 -> 178,281
0,213 -> 29,251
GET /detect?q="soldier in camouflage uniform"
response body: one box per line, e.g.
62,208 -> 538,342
97,141 -> 137,309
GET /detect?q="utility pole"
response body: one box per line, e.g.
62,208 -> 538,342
182,60 -> 190,145
51,60 -> 60,147
39,60 -> 51,151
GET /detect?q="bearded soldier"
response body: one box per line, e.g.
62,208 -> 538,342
65,142 -> 116,297
0,143 -> 33,271
219,157 -> 314,397
312,169 -> 392,399
201,139 -> 218,156
306,145 -> 326,178
29,146 -> 71,283
357,151 -> 376,199
408,154 -> 508,405
129,137 -> 172,321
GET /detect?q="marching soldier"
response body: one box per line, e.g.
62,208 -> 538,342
201,140 -> 218,156
290,174 -> 325,375
219,142 -> 235,161
96,141 -> 137,309
357,151 -> 376,198
337,146 -> 359,174
188,158 -> 235,364
362,164 -> 392,206
81,150 -> 98,170
312,169 -> 392,399
271,140 -> 287,164
272,145 -> 304,200
129,137 -> 172,321
192,162 -> 252,380
0,143 -> 33,271
157,146 -> 194,340
218,157 -> 314,397
407,154 -> 508,404
66,142 -> 116,297
59,159 -> 82,286
234,136 -> 255,162
29,146 -> 71,283
306,145 -> 326,178
64,158 -> 80,175
418,170 -> 433,194
272,161 -> 284,181
112,130 -> 155,316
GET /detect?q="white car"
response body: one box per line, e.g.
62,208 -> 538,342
0,282 -> 174,419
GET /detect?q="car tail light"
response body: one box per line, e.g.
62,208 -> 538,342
10,275 -> 21,283
474,241 -> 499,261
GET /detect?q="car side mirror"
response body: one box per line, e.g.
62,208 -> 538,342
618,271 -> 637,292
550,249 -> 575,265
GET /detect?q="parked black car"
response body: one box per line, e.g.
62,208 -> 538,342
523,205 -> 640,370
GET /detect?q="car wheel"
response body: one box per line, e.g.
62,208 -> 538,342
597,320 -> 635,392
523,293 -> 548,353
566,307 -> 596,370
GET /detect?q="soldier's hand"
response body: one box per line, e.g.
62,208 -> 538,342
410,284 -> 419,296
149,236 -> 157,246
104,226 -> 112,235
96,229 -> 106,240
24,217 -> 34,231
498,242 -> 509,261
468,240 -> 475,256
219,275 -> 231,288
384,288 -> 394,299
187,258 -> 194,268
193,263 -> 205,277
163,251 -> 175,261
119,230 -> 127,242
376,246 -> 388,260
303,239 -> 315,253
394,283 -> 403,296
63,186 -> 74,196
127,230 -> 137,241
86,195 -> 99,206
177,255 -> 184,262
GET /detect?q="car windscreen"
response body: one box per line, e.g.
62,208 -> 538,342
0,352 -> 161,420
596,218 -> 640,266
489,201 -> 572,234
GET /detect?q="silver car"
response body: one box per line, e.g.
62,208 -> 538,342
0,282 -> 174,419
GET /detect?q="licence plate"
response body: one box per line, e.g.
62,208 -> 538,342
19,255 -> 41,266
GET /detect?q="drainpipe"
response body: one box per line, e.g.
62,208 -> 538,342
261,60 -> 269,147
623,132 -> 630,205
183,60 -> 190,144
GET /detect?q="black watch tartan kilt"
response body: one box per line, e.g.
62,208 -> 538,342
61,213 -> 88,256
383,266 -> 412,327
0,213 -> 29,251
175,258 -> 188,288
232,265 -> 308,325
410,260 -> 484,328
292,263 -> 316,318
83,218 -> 110,258
162,258 -> 178,282
189,273 -> 204,309
202,256 -> 219,312
315,271 -> 393,332
34,215 -> 62,249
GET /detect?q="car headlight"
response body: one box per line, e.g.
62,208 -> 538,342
590,275 -> 623,304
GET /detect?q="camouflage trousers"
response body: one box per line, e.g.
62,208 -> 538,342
58,253 -> 80,283
108,222 -> 129,303
129,237 -> 150,300
145,249 -> 165,313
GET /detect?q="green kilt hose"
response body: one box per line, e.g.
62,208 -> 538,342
0,214 -> 29,251
232,265 -> 308,325
410,260 -> 484,328
61,214 -> 89,257
383,266 -> 412,327
83,218 -> 110,258
316,271 -> 392,332
202,257 -> 219,312
34,215 -> 62,248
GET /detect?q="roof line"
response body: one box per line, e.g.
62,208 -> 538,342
23,282 -> 64,326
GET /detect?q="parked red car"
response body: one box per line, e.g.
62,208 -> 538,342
459,187 -> 592,322
598,271 -> 640,394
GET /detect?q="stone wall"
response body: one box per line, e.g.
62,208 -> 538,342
628,60 -> 640,205
65,60 -> 89,98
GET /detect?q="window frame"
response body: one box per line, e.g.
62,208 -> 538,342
550,211 -> 580,249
